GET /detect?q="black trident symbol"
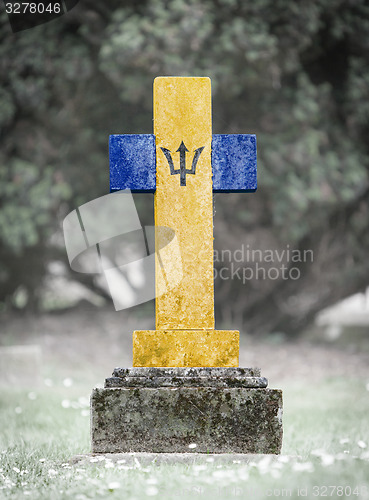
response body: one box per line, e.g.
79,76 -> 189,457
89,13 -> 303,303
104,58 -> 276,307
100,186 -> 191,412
160,141 -> 205,186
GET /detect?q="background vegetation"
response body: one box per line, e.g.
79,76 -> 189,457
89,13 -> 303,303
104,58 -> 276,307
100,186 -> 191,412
1,0 -> 369,335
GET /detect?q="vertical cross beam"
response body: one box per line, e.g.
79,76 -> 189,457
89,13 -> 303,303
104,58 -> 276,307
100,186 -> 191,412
154,77 -> 214,330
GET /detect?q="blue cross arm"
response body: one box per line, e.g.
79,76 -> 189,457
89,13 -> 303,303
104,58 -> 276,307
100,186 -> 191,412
110,134 -> 156,193
109,133 -> 257,193
212,134 -> 257,193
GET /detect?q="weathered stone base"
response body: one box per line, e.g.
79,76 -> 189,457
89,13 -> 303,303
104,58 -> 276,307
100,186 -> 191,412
91,368 -> 283,454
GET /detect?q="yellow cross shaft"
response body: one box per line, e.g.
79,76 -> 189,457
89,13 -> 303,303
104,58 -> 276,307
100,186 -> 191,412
155,77 -> 214,328
133,77 -> 239,367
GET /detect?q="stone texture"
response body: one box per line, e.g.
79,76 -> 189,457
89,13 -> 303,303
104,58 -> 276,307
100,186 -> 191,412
72,453 -> 293,466
154,77 -> 214,330
212,134 -> 257,192
133,329 -> 239,367
108,78 -> 258,368
97,78 -> 271,455
113,367 -> 261,377
109,134 -> 156,193
107,366 -> 266,388
91,385 -> 283,454
105,376 -> 268,388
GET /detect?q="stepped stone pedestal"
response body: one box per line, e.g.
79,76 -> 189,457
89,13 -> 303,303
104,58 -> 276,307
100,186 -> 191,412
88,77 -> 283,455
91,367 -> 283,454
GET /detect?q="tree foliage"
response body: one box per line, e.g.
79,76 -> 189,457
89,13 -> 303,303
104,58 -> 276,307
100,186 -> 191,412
0,0 -> 369,333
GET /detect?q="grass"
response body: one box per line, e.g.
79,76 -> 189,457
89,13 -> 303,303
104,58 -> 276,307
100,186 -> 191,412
0,377 -> 369,499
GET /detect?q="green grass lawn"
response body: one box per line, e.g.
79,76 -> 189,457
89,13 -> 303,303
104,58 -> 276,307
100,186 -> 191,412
0,377 -> 368,499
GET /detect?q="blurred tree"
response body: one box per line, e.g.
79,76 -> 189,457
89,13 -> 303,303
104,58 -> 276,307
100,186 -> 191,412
0,0 -> 368,333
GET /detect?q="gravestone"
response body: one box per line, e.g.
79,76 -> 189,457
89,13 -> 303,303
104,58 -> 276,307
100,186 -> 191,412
91,77 -> 283,453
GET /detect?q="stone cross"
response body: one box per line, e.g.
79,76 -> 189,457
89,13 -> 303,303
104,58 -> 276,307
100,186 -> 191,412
109,77 -> 257,367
